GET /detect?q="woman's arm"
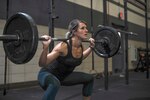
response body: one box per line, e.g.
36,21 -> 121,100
82,38 -> 95,60
38,35 -> 63,67
39,47 -> 49,67
82,47 -> 93,60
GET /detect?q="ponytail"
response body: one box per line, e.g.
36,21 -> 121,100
65,31 -> 73,39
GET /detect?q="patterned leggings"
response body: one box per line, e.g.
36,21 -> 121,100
38,69 -> 94,100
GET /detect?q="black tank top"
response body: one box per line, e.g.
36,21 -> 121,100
45,39 -> 83,81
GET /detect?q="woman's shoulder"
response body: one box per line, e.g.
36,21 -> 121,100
53,41 -> 68,54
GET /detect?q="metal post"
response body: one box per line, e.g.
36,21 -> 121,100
104,58 -> 108,90
90,0 -> 95,72
3,0 -> 9,95
124,0 -> 129,85
145,0 -> 149,79
48,0 -> 55,52
48,0 -> 58,52
103,0 -> 108,26
103,0 -> 108,90
3,55 -> 7,95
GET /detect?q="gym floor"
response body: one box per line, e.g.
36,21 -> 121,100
0,71 -> 150,100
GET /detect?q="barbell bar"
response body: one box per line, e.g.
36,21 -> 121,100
0,34 -> 109,51
98,24 -> 138,36
1,12 -> 121,64
0,35 -> 19,41
0,34 -> 69,41
0,34 -> 104,43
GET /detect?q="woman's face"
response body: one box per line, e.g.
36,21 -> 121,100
75,22 -> 88,40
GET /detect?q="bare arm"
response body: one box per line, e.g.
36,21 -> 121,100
39,47 -> 49,67
39,47 -> 61,67
38,35 -> 63,67
82,38 -> 95,60
82,47 -> 93,60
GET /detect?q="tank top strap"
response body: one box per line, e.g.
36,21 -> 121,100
68,39 -> 72,56
63,39 -> 72,57
69,39 -> 83,59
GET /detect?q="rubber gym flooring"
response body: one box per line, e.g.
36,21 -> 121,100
0,71 -> 150,100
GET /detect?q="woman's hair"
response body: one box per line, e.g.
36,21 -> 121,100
65,19 -> 87,39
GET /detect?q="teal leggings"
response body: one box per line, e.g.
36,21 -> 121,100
38,69 -> 94,100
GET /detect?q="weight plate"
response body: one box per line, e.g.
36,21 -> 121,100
3,12 -> 38,64
93,26 -> 121,58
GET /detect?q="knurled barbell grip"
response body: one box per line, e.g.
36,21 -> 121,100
39,37 -> 69,41
39,37 -> 103,43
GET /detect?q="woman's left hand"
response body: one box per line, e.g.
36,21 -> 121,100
89,38 -> 95,48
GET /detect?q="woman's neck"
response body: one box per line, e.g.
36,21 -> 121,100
71,36 -> 82,48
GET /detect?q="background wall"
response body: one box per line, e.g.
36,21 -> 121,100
0,0 -> 149,87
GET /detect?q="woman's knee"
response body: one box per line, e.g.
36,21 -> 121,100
82,74 -> 94,96
86,74 -> 94,83
45,74 -> 61,89
38,71 -> 61,90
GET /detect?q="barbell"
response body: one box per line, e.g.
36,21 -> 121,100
0,12 -> 121,64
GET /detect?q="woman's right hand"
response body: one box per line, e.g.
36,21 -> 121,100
41,35 -> 52,49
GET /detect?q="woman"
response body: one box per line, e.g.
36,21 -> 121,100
38,19 -> 95,100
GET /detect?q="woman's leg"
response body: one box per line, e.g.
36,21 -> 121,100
82,77 -> 94,97
38,70 -> 60,100
83,96 -> 91,100
61,72 -> 94,99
